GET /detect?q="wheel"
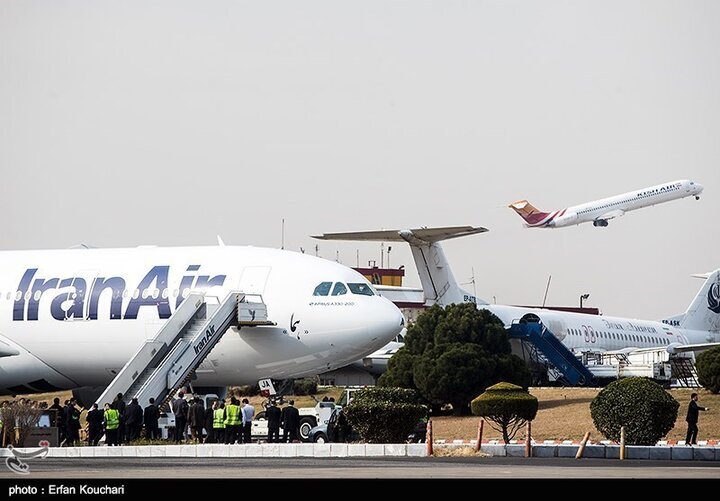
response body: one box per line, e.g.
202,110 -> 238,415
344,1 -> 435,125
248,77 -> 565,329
313,433 -> 327,444
298,417 -> 317,442
255,411 -> 266,421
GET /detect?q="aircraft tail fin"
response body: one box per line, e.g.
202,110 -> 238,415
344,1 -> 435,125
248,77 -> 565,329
508,200 -> 554,227
313,226 -> 488,306
680,270 -> 720,332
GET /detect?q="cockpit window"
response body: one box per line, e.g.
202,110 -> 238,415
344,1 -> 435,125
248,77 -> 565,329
331,282 -> 348,296
313,282 -> 332,296
348,283 -> 375,296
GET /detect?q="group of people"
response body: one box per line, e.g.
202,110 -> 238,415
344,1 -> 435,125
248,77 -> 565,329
170,392 -> 302,445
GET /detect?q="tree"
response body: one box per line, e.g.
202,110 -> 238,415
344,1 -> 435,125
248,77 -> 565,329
379,303 -> 531,414
344,387 -> 426,443
590,377 -> 679,445
696,347 -> 720,394
471,382 -> 538,444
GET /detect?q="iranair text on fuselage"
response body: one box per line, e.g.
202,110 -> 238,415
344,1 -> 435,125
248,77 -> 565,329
12,265 -> 225,321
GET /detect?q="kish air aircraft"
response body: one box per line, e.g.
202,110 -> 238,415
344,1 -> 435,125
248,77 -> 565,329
0,244 -> 404,398
509,179 -> 703,228
314,227 -> 720,357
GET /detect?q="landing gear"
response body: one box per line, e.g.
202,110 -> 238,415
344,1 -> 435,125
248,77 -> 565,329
592,219 -> 609,227
696,196 -> 701,200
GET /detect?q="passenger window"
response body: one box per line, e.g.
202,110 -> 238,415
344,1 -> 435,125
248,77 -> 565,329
331,282 -> 348,296
313,282 -> 332,296
348,283 -> 375,296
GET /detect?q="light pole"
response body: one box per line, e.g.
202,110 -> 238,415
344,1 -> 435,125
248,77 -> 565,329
580,293 -> 590,308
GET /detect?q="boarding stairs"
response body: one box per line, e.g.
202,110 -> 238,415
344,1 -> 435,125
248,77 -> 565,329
670,356 -> 701,388
508,320 -> 594,386
95,291 -> 274,409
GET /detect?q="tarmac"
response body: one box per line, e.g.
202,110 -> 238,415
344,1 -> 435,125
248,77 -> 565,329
2,456 -> 719,479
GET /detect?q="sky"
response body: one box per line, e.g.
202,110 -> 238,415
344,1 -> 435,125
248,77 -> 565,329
1,0 -> 718,320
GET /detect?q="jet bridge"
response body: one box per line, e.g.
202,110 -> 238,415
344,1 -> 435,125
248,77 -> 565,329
508,320 -> 595,386
95,291 -> 274,409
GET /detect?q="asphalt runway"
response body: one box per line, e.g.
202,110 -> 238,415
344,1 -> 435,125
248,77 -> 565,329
2,457 -> 718,479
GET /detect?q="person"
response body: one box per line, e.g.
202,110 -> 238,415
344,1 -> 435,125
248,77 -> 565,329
171,391 -> 189,443
212,401 -> 225,444
685,392 -> 709,445
144,398 -> 160,440
64,399 -> 81,447
241,398 -> 254,444
189,398 -> 205,443
224,397 -> 242,444
265,400 -> 281,443
124,397 -> 144,442
103,403 -> 120,446
86,403 -> 104,446
111,393 -> 126,444
204,401 -> 215,444
48,397 -> 63,427
57,399 -> 69,446
281,400 -> 299,443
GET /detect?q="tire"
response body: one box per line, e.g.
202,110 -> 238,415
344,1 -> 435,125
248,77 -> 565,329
299,417 -> 317,442
255,411 -> 266,421
313,433 -> 327,444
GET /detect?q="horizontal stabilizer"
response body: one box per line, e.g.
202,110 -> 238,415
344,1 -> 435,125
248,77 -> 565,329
312,225 -> 488,244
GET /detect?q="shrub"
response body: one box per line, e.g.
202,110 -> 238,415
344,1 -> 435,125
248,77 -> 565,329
379,303 -> 531,414
0,401 -> 43,447
471,382 -> 538,444
590,377 -> 679,445
292,378 -> 318,396
696,347 -> 720,394
344,387 -> 426,443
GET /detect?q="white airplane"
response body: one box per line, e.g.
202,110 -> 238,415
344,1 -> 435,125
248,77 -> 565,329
314,226 -> 720,358
0,244 -> 404,400
509,179 -> 703,228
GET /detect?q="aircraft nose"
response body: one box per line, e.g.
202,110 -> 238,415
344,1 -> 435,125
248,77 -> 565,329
696,183 -> 704,193
370,298 -> 405,345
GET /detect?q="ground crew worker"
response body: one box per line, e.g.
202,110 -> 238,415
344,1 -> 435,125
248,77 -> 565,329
224,397 -> 242,444
103,403 -> 120,446
212,401 -> 225,444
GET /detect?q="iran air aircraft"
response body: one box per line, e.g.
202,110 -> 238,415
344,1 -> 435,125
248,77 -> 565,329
509,179 -> 703,228
0,244 -> 404,398
314,227 -> 720,357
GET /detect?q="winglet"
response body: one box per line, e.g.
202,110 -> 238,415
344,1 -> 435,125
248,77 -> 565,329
217,235 -> 226,247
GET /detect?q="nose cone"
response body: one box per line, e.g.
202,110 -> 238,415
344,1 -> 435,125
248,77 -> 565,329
368,297 -> 405,348
695,183 -> 704,194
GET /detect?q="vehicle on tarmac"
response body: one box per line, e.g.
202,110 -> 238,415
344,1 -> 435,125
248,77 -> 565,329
252,400 -> 336,442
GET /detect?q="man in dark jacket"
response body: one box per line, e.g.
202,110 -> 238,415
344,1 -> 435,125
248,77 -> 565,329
86,403 -> 104,446
280,400 -> 300,443
189,398 -> 205,443
144,398 -> 160,440
171,391 -> 189,443
204,402 -> 215,443
111,393 -> 126,444
685,393 -> 709,445
64,399 -> 81,447
124,398 -> 144,442
265,400 -> 281,443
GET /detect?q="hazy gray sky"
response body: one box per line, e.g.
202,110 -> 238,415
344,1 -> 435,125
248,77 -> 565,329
1,1 -> 718,320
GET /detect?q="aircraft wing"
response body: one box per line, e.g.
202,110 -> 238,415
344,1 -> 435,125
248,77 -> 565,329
667,342 -> 720,354
312,225 -> 488,243
595,209 -> 625,222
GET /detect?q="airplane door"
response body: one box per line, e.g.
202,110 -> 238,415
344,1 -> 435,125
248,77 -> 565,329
64,270 -> 99,321
238,267 -> 271,295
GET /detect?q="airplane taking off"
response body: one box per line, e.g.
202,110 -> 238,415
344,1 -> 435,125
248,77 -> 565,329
314,226 -> 720,358
0,245 -> 404,398
509,179 -> 703,228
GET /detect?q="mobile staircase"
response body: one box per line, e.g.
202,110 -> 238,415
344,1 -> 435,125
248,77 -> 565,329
508,320 -> 595,386
95,291 -> 274,409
